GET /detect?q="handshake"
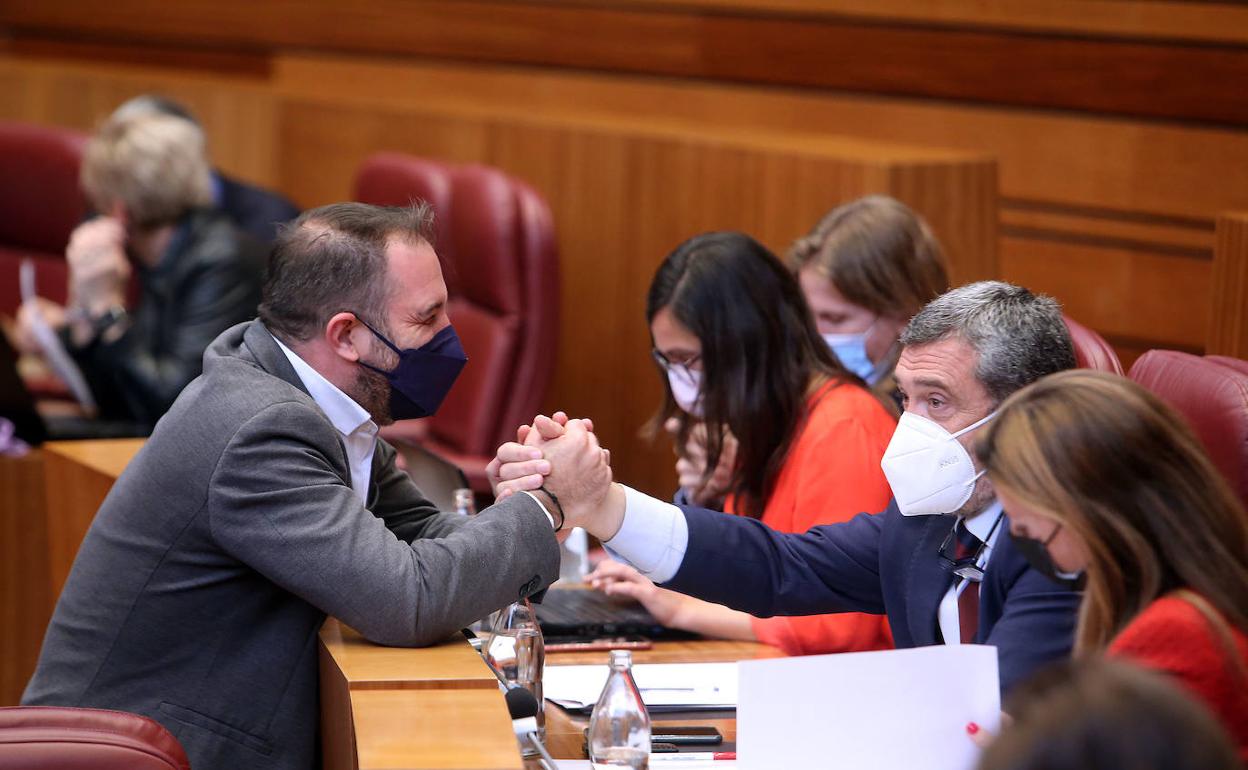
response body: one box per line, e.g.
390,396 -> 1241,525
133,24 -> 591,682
485,412 -> 626,540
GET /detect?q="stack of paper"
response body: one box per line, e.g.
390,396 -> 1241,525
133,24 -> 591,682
737,644 -> 1000,770
544,662 -> 737,714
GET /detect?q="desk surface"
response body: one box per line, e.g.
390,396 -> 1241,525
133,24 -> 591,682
42,438 -> 144,479
320,619 -> 498,691
542,640 -> 783,759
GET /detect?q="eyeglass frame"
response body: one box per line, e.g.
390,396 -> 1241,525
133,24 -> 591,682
938,511 -> 1004,583
651,348 -> 702,384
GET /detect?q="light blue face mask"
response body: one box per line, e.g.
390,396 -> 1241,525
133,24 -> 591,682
823,330 -> 878,383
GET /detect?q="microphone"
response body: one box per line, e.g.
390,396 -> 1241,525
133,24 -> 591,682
475,642 -> 560,769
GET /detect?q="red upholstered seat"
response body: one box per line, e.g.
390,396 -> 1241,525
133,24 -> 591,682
1128,350 -> 1248,506
1064,315 -> 1123,375
0,706 -> 189,769
354,153 -> 559,493
0,121 -> 88,316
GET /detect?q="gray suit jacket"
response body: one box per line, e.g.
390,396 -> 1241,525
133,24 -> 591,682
24,321 -> 560,770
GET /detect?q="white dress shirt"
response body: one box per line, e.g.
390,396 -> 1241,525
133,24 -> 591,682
274,338 -> 379,503
606,488 -> 1005,646
935,501 -> 1004,646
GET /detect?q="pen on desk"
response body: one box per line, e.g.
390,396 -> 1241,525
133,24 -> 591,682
650,752 -> 736,761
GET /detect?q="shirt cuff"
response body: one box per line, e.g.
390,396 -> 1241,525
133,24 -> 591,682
603,485 -> 688,583
520,490 -> 556,529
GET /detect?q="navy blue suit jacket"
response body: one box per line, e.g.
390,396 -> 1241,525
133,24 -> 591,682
664,500 -> 1080,693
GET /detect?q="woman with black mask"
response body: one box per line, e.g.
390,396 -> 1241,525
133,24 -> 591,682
975,370 -> 1248,761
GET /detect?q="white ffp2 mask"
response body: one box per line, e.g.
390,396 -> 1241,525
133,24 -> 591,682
880,411 -> 996,516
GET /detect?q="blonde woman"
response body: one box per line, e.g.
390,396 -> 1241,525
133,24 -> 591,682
975,370 -> 1248,760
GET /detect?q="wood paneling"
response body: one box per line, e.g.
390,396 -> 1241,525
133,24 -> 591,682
0,57 -> 279,187
0,451 -> 49,706
276,74 -> 995,495
1209,213 -> 1248,359
4,1 -> 1248,125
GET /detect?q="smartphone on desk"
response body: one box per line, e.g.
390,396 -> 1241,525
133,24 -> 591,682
582,725 -> 723,752
545,635 -> 654,653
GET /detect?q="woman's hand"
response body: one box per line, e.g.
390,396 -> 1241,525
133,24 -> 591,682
668,418 -> 737,507
587,559 -> 689,627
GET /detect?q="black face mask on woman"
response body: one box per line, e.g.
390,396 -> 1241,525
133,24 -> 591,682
1008,523 -> 1086,591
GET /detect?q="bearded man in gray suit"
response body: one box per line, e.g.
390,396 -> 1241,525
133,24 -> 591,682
23,203 -> 607,770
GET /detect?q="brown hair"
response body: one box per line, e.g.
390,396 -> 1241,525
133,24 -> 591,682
976,370 -> 1248,660
787,195 -> 949,323
258,202 -> 435,343
977,659 -> 1239,770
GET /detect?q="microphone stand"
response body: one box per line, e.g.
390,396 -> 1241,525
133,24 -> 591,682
474,632 -> 561,770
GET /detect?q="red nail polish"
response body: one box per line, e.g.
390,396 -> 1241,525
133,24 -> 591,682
966,722 -> 980,735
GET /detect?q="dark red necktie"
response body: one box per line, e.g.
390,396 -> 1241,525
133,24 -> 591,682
955,522 -> 982,644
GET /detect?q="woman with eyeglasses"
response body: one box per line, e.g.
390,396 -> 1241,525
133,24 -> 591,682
788,195 -> 949,413
975,370 -> 1248,760
587,231 -> 899,655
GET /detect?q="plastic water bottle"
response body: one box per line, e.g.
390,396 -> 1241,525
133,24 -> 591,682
588,650 -> 651,769
558,526 -> 591,583
486,599 -> 546,755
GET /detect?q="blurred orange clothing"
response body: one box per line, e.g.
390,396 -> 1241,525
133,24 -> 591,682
725,379 -> 897,655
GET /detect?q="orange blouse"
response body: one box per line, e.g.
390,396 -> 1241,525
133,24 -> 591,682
726,380 -> 897,655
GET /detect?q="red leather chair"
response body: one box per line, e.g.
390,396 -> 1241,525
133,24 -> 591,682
0,121 -> 88,316
354,153 -> 560,493
0,706 -> 189,769
1128,350 -> 1248,506
1064,316 -> 1123,375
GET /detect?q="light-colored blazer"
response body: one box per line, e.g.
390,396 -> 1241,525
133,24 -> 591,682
24,320 -> 560,770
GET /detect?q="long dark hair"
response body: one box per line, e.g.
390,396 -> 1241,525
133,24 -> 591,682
647,231 -> 853,518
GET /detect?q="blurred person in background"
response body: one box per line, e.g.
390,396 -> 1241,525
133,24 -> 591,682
674,196 -> 948,509
976,659 -> 1240,770
13,110 -> 267,433
110,94 -> 299,244
586,231 -> 901,655
788,194 -> 949,412
976,370 -> 1248,760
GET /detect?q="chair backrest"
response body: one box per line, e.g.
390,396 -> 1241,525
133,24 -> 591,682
0,121 -> 88,314
1127,350 -> 1248,505
0,706 -> 190,769
353,153 -> 560,457
1063,315 -> 1123,375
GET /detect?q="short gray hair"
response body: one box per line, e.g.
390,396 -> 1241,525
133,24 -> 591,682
900,280 -> 1076,404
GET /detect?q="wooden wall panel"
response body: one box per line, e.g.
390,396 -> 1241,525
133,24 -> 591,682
1209,213 -> 1248,359
5,1 -> 1248,125
0,58 -> 278,187
0,452 -> 49,706
278,91 -> 995,495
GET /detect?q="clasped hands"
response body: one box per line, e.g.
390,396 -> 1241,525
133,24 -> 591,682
486,412 -> 626,541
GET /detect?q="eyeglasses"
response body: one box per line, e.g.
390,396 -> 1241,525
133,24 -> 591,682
938,512 -> 1003,583
651,349 -> 702,383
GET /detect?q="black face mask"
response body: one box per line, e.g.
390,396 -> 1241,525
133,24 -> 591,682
1009,524 -> 1086,591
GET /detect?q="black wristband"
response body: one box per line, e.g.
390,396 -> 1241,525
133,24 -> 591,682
539,485 -> 565,532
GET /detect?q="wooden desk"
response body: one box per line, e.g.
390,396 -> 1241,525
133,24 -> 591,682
319,620 -> 523,770
0,450 -> 50,705
542,640 -> 784,759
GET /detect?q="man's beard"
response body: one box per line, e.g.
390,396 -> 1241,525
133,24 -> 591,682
951,474 -> 996,519
353,366 -> 393,426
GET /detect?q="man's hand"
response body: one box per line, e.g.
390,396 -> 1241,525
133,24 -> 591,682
486,412 -> 596,497
66,218 -> 130,318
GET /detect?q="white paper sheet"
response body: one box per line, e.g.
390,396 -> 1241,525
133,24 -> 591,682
737,644 -> 1000,770
19,260 -> 97,415
544,662 -> 738,712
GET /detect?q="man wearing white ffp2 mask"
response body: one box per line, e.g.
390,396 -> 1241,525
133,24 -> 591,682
496,281 -> 1085,695
881,410 -> 997,516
